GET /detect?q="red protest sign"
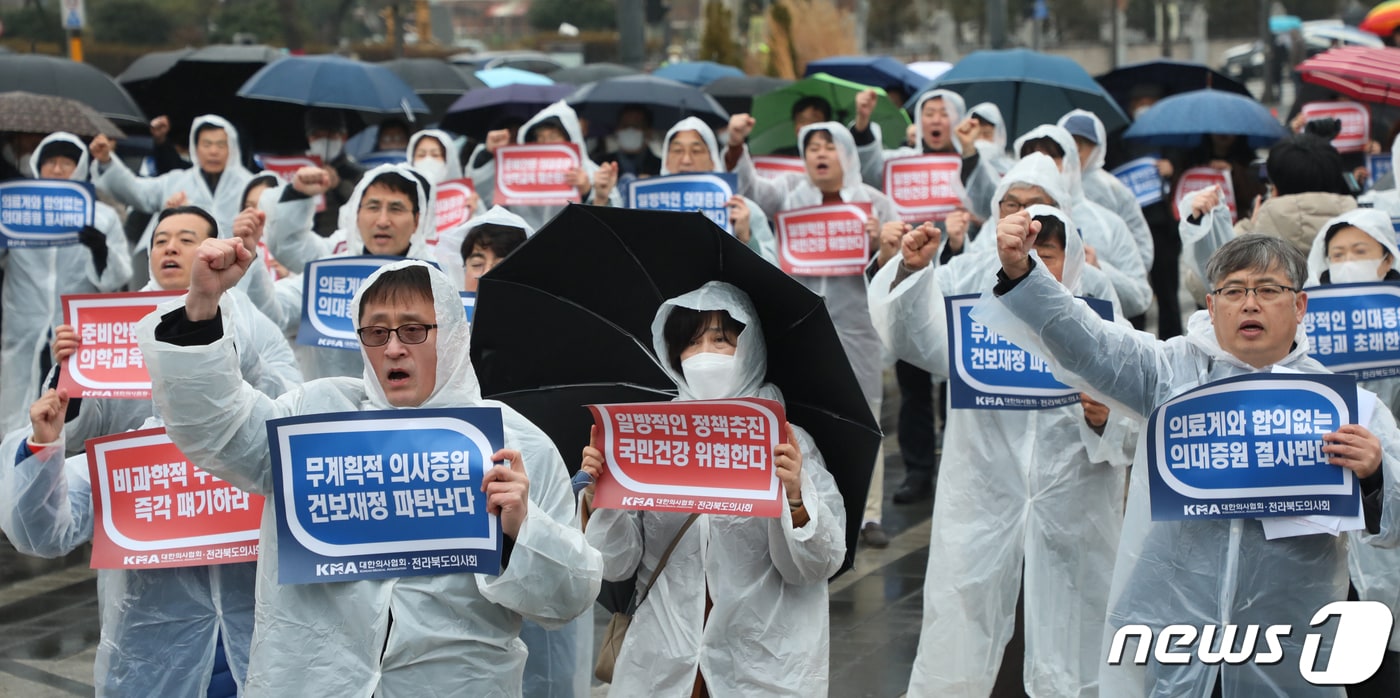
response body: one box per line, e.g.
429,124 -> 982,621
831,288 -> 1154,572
260,154 -> 326,212
884,154 -> 964,223
87,428 -> 263,569
1172,167 -> 1237,223
776,202 -> 873,276
494,143 -> 582,206
59,291 -> 183,399
589,399 -> 787,517
1301,101 -> 1370,154
434,178 -> 476,241
752,155 -> 806,179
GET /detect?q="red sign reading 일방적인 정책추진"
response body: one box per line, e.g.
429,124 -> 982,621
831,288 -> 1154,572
776,202 -> 873,276
494,143 -> 582,206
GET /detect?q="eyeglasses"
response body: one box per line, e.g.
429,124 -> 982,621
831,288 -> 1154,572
356,323 -> 437,347
1209,284 -> 1298,303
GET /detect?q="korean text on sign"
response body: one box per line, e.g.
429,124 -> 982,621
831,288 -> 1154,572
87,428 -> 263,569
297,256 -> 401,351
1301,101 -> 1370,154
947,294 -> 1115,410
1146,372 -> 1360,521
1173,167 -> 1236,222
59,291 -> 184,399
494,143 -> 582,206
267,408 -> 505,584
751,155 -> 806,179
1110,156 -> 1164,207
434,178 -> 476,238
589,399 -> 787,518
883,154 -> 965,223
1303,282 -> 1400,380
627,172 -> 737,234
776,202 -> 872,277
0,179 -> 96,248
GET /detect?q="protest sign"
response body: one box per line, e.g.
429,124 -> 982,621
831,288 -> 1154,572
1111,156 -> 1165,207
1146,372 -> 1359,521
775,202 -> 872,276
296,256 -> 400,350
1303,282 -> 1400,380
947,294 -> 1114,409
494,143 -> 582,206
434,178 -> 476,239
626,172 -> 737,233
461,291 -> 476,323
589,399 -> 787,518
0,179 -> 95,248
751,155 -> 806,179
1173,167 -> 1236,222
59,291 -> 183,399
1301,101 -> 1370,154
1368,153 -> 1393,188
87,428 -> 263,569
259,154 -> 326,212
267,408 -> 505,583
883,154 -> 965,223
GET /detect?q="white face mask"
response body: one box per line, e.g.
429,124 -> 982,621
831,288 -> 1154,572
1329,259 -> 1386,284
616,128 -> 646,152
413,157 -> 449,184
308,137 -> 343,163
681,352 -> 737,400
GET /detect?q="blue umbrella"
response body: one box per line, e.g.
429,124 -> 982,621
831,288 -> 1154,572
1122,89 -> 1288,148
652,60 -> 746,87
921,48 -> 1128,140
237,54 -> 428,116
805,55 -> 929,97
439,83 -> 577,138
475,66 -> 555,88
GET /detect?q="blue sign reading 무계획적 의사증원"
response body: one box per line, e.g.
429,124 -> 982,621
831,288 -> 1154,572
0,179 -> 95,248
267,408 -> 505,584
1303,282 -> 1400,381
1146,372 -> 1360,522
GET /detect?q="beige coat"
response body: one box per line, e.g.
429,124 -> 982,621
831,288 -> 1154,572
1234,191 -> 1357,256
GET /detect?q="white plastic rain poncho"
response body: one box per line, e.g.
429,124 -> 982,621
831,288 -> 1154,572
968,102 -> 1014,178
1360,133 -> 1400,219
868,202 -> 1138,698
660,116 -> 778,265
467,100 -> 622,232
0,133 -> 133,432
136,260 -> 602,696
435,205 -> 534,292
1059,109 -> 1155,270
406,128 -> 464,185
971,240 -> 1400,697
584,281 -> 846,697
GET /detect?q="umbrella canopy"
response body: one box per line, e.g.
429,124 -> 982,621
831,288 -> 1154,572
567,75 -> 729,137
116,47 -> 196,85
653,60 -> 746,87
750,72 -> 910,155
471,205 -> 879,573
703,75 -> 794,117
1297,45 -> 1400,107
1362,1 -> 1400,37
237,54 -> 428,115
475,66 -> 555,88
120,44 -> 282,141
379,57 -> 481,120
804,55 -> 929,97
1307,24 -> 1384,48
439,83 -> 577,139
549,62 -> 639,86
0,54 -> 146,132
1122,88 -> 1288,148
924,48 -> 1129,140
0,91 -> 124,139
1096,60 -> 1253,116
906,60 -> 953,81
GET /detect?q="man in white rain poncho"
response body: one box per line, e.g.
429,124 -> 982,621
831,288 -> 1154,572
967,102 -> 1014,180
975,215 -> 1400,696
135,248 -> 602,696
869,165 -> 1138,695
437,205 -> 533,293
0,132 -> 132,432
1058,109 -> 1154,275
0,206 -> 300,697
578,281 -> 846,696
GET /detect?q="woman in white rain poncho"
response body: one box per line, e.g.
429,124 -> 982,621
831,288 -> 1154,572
868,185 -> 1138,697
579,281 -> 846,696
407,128 -> 464,186
656,116 -> 777,264
136,256 -> 602,696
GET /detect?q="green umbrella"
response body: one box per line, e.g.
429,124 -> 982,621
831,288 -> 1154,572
749,72 -> 910,155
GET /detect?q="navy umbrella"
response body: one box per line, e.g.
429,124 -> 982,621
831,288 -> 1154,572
237,55 -> 428,116
0,53 -> 146,132
1096,60 -> 1253,116
438,83 -> 577,140
379,57 -> 483,121
567,74 -> 729,137
1122,88 -> 1288,148
921,48 -> 1129,140
805,55 -> 929,98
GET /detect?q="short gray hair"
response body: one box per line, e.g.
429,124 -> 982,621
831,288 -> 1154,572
1204,234 -> 1309,289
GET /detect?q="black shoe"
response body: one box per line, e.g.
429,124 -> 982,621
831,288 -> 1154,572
892,476 -> 933,504
860,521 -> 889,548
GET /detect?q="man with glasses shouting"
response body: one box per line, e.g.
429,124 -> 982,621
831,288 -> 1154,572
969,215 -> 1400,697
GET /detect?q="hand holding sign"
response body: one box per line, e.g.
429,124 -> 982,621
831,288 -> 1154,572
593,161 -> 619,204
901,221 -> 941,271
580,425 -> 605,487
1190,185 -> 1221,219
28,389 -> 69,446
1080,393 -> 1109,433
774,425 -> 804,504
483,449 -> 530,539
997,211 -> 1040,280
188,237 -> 253,321
1323,424 -> 1382,479
727,195 -> 751,243
232,208 -> 266,255
51,324 -> 79,365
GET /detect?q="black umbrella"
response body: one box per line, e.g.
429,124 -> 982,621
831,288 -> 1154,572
439,83 -> 576,140
1095,59 -> 1254,118
567,75 -> 729,137
379,58 -> 483,122
470,205 -> 879,573
118,44 -> 282,144
0,54 -> 146,132
703,75 -> 793,116
548,62 -> 639,86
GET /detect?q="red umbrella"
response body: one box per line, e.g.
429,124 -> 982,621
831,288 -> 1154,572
1296,45 -> 1400,107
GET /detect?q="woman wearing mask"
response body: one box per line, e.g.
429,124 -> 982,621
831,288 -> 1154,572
578,281 -> 846,696
406,129 -> 462,186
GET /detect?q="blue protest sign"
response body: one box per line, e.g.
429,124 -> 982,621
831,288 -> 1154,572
461,291 -> 476,323
1146,372 -> 1359,521
297,256 -> 400,350
267,408 -> 505,584
1369,154 -> 1393,189
1110,156 -> 1163,207
947,294 -> 1113,409
361,151 -> 408,167
1304,282 -> 1400,380
626,173 -> 738,233
0,179 -> 95,248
